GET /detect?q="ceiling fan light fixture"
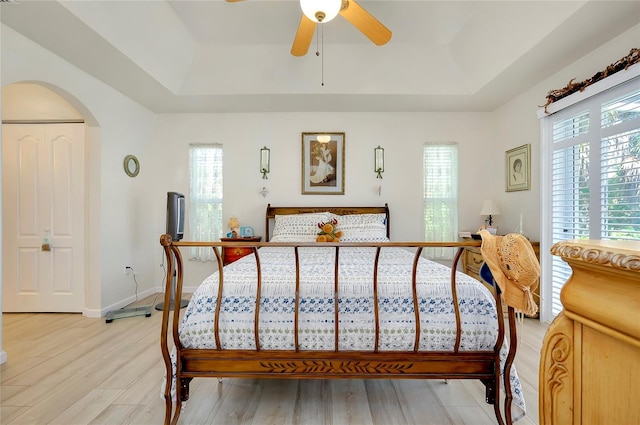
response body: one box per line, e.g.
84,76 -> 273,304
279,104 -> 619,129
300,0 -> 342,23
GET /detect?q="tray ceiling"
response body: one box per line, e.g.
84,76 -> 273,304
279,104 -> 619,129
2,0 -> 638,112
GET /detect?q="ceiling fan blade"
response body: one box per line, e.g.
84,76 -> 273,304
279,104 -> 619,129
339,0 -> 392,46
291,15 -> 316,57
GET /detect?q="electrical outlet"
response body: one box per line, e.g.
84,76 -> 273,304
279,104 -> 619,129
123,265 -> 131,275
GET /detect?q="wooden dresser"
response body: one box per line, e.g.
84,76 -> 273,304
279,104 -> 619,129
461,242 -> 540,317
220,236 -> 262,265
540,240 -> 640,425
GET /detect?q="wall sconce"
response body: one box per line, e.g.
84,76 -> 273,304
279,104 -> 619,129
374,145 -> 384,178
260,146 -> 270,179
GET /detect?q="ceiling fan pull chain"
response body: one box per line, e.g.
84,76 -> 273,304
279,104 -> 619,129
321,24 -> 325,86
312,20 -> 325,86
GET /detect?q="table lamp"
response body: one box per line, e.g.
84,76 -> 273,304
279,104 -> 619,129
228,216 -> 240,237
480,200 -> 501,227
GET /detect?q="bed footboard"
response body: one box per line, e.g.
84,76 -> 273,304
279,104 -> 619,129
159,236 -> 519,425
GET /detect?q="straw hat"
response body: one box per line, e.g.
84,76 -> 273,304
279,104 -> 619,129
479,229 -> 540,316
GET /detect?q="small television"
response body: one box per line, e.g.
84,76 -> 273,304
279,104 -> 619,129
166,192 -> 185,241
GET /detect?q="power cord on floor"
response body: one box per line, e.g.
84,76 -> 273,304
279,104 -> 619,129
121,267 -> 140,309
105,266 -> 154,323
121,262 -> 165,310
131,267 -> 139,303
146,261 -> 167,309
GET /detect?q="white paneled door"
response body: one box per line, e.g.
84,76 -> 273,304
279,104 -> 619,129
2,123 -> 85,312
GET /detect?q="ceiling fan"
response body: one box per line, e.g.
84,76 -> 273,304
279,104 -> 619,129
226,0 -> 392,56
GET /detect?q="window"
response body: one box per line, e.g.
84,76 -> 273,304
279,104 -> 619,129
189,144 -> 223,261
543,78 -> 640,318
423,143 -> 458,260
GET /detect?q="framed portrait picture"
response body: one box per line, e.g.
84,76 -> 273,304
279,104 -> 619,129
301,132 -> 345,195
505,144 -> 531,192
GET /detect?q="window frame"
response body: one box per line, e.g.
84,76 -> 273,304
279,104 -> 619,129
540,73 -> 640,322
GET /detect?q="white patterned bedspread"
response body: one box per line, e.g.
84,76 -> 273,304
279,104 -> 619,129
174,246 -> 526,421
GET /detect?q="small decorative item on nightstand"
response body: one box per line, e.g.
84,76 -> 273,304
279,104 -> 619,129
221,236 -> 262,265
240,226 -> 254,237
228,216 -> 240,238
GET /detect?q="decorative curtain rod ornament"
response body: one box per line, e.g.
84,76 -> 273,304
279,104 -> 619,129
542,48 -> 639,113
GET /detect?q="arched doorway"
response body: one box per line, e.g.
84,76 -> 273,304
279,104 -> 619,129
2,82 -> 91,312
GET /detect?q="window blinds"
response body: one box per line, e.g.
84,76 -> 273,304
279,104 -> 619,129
423,143 -> 458,260
189,144 -> 224,262
545,78 -> 640,318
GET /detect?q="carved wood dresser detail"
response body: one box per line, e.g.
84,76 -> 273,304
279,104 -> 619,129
540,240 -> 640,425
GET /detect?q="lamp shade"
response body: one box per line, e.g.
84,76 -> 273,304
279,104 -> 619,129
480,200 -> 501,216
300,0 -> 342,23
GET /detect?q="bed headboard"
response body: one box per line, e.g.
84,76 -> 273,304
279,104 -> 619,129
265,204 -> 390,242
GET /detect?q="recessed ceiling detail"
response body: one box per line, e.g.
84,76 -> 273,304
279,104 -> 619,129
2,0 -> 638,113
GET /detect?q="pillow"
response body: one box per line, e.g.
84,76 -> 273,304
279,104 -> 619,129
331,213 -> 389,242
271,212 -> 331,242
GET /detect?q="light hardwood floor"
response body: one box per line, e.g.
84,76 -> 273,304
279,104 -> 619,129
1,298 -> 547,425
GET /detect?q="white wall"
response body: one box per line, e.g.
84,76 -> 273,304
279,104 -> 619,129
151,112 -> 500,286
3,83 -> 84,121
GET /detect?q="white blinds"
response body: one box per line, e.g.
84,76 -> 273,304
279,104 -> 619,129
189,144 -> 224,262
544,78 -> 640,318
600,89 -> 640,240
423,143 -> 458,260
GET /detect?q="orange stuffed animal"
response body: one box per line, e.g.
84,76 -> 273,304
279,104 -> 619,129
316,218 -> 343,242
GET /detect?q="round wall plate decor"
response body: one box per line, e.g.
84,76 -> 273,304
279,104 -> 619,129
124,155 -> 140,177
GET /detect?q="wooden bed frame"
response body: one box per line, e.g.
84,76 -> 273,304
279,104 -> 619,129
160,205 -> 519,425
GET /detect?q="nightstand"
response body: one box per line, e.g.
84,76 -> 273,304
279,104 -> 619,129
461,242 -> 540,318
221,236 -> 262,265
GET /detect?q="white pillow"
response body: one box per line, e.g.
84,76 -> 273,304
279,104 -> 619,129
331,213 -> 389,242
271,212 -> 331,242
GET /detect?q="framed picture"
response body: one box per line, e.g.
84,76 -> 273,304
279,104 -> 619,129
505,144 -> 531,192
301,132 -> 345,195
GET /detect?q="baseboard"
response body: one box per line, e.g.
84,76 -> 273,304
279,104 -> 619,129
94,286 -> 196,318
0,350 -> 7,365
83,308 -> 102,318
97,287 -> 158,317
